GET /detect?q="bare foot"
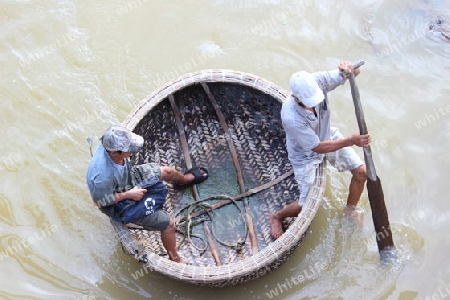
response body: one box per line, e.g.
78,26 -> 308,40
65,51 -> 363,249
270,213 -> 284,240
343,205 -> 364,226
176,168 -> 208,186
183,169 -> 208,183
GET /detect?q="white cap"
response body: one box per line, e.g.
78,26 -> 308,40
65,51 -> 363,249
289,71 -> 323,108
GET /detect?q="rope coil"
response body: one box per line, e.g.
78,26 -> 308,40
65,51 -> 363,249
175,195 -> 249,253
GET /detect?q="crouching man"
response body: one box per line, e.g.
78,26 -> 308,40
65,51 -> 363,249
86,125 -> 208,262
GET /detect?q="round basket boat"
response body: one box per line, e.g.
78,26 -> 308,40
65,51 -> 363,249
110,69 -> 325,287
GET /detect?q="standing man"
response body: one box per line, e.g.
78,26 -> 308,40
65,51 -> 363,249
87,125 -> 208,262
270,61 -> 371,239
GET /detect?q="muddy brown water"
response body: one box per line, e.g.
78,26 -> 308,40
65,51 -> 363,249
1,0 -> 449,299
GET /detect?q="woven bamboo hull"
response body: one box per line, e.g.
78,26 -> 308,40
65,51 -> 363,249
111,69 -> 325,287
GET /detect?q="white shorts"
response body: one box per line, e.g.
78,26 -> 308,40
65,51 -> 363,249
294,127 -> 363,206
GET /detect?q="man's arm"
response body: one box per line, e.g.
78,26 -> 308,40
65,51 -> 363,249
89,175 -> 147,207
313,61 -> 361,93
312,134 -> 371,154
112,187 -> 147,203
93,188 -> 147,208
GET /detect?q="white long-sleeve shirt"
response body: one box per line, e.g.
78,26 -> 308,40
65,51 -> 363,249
281,69 -> 345,169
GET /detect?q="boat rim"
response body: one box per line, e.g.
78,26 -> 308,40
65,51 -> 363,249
115,69 -> 325,285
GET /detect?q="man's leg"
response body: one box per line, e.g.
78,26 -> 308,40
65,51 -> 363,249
270,162 -> 317,240
137,211 -> 184,263
159,166 -> 207,186
160,218 -> 183,262
347,164 -> 367,207
326,127 -> 366,208
270,202 -> 302,239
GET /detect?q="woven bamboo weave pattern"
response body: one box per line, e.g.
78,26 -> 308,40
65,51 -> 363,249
110,69 -> 325,287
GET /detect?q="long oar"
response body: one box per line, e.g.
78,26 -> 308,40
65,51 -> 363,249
349,61 -> 395,258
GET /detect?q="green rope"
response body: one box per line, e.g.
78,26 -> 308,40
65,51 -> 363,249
175,195 -> 249,253
175,201 -> 209,253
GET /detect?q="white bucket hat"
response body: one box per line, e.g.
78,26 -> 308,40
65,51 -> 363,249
289,71 -> 323,108
101,125 -> 144,153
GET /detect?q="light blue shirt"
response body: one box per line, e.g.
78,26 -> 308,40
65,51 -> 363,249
86,144 -> 132,207
281,69 -> 345,169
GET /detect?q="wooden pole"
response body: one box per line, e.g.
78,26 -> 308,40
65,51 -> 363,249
168,94 -> 201,200
189,170 -> 293,218
202,82 -> 259,255
348,62 -> 395,257
204,222 -> 222,266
